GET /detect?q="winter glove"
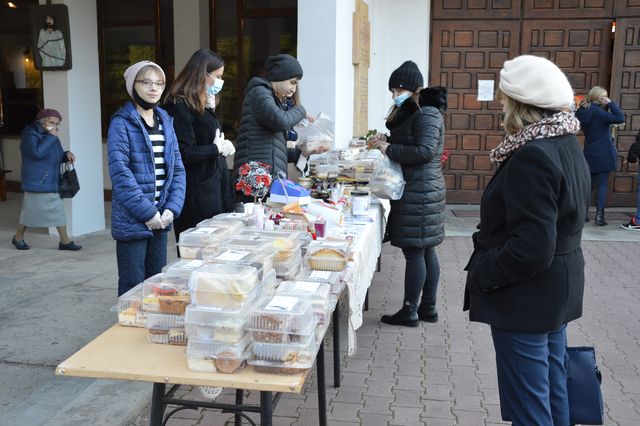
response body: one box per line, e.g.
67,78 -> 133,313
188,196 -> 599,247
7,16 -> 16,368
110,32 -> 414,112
145,212 -> 165,230
213,129 -> 224,155
220,134 -> 236,157
160,209 -> 174,228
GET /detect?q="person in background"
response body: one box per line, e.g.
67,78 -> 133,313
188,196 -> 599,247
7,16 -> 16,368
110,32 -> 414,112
12,108 -> 81,251
232,53 -> 314,200
108,60 -> 185,296
370,61 -> 447,327
622,132 -> 640,230
164,49 -> 235,239
464,55 -> 590,425
576,85 -> 625,226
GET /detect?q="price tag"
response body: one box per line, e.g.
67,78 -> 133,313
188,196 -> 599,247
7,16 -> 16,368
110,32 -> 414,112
265,296 -> 299,311
192,227 -> 219,235
310,271 -> 332,280
293,281 -> 320,293
216,250 -> 249,261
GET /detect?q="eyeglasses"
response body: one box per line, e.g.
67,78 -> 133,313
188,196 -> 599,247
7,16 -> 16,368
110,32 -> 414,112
135,80 -> 166,89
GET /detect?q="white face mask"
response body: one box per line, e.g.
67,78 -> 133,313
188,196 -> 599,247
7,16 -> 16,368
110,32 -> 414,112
393,91 -> 412,107
207,78 -> 224,95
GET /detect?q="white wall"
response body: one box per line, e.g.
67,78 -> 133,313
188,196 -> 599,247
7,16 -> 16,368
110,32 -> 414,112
42,0 -> 105,236
173,0 -> 210,72
298,0 -> 430,146
368,0 -> 430,133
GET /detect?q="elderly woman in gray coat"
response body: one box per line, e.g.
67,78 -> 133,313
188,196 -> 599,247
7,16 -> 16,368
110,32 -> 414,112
371,61 -> 447,327
232,54 -> 314,199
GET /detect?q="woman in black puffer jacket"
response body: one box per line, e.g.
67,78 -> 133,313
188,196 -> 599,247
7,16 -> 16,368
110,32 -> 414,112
371,61 -> 447,327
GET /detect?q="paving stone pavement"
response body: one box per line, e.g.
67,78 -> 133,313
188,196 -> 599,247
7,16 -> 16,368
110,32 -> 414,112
131,237 -> 640,426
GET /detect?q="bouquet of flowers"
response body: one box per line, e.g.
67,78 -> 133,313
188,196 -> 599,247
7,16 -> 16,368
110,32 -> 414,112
235,161 -> 273,201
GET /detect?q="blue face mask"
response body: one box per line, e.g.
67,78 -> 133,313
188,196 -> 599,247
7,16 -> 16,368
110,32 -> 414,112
393,92 -> 412,107
207,78 -> 224,95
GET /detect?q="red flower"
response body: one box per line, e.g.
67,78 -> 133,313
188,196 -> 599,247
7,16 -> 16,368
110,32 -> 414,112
239,163 -> 250,176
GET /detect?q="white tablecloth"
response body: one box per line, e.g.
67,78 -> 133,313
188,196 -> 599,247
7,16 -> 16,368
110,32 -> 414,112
330,200 -> 387,355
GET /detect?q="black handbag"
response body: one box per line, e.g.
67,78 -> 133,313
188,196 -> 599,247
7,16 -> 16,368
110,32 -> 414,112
59,162 -> 80,198
567,346 -> 604,425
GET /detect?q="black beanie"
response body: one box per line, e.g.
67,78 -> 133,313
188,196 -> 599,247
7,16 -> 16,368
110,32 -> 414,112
265,54 -> 303,81
388,61 -> 424,92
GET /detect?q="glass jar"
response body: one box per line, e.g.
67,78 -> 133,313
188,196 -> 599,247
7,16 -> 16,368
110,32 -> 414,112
350,191 -> 370,216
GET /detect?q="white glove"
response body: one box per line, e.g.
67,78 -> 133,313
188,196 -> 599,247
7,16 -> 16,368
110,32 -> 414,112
160,209 -> 174,227
145,212 -> 165,230
213,129 -> 224,154
220,135 -> 236,157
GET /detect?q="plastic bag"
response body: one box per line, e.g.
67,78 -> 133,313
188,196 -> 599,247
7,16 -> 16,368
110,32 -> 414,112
295,113 -> 334,156
369,156 -> 405,200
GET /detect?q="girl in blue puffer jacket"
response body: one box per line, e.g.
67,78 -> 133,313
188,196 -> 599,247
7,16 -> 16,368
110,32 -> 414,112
108,61 -> 186,296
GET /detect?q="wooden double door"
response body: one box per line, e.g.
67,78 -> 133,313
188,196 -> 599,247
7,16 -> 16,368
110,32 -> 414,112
431,1 -> 640,206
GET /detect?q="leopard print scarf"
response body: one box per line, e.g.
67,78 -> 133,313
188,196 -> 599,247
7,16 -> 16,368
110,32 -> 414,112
489,110 -> 580,167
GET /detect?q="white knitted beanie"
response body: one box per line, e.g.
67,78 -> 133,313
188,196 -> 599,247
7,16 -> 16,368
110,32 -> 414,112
499,55 -> 574,110
123,60 -> 166,98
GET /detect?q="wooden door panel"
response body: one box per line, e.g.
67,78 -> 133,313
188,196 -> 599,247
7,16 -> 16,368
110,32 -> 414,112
522,20 -> 613,94
432,0 -> 521,19
615,0 -> 640,17
431,20 -> 520,203
610,17 -> 640,206
523,0 -> 614,19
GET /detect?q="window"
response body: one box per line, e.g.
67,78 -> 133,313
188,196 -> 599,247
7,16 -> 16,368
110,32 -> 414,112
97,0 -> 174,135
0,0 -> 42,135
212,0 -> 297,138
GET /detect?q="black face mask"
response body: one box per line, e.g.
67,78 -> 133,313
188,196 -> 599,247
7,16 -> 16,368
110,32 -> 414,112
133,88 -> 158,111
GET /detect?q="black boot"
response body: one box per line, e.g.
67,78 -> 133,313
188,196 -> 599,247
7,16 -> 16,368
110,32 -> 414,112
381,301 -> 419,327
595,209 -> 607,226
417,301 -> 439,323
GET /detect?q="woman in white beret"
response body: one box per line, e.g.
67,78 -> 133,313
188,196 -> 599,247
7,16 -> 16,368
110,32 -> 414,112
463,55 -> 591,424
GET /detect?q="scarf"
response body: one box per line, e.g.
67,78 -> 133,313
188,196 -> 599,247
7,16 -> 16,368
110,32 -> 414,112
489,110 -> 580,167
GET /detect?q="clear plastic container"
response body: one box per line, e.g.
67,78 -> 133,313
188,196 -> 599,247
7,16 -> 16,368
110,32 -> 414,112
350,190 -> 371,216
248,295 -> 315,343
164,259 -> 204,279
249,333 -> 318,375
177,227 -> 230,259
353,159 -> 376,182
202,245 -> 274,279
298,268 -> 343,288
141,274 -> 191,314
305,241 -> 350,272
184,304 -> 251,343
186,335 -> 251,373
189,263 -> 260,309
277,281 -> 331,324
146,312 -> 186,345
117,282 -> 145,327
261,268 -> 279,296
275,260 -> 301,281
197,215 -> 246,230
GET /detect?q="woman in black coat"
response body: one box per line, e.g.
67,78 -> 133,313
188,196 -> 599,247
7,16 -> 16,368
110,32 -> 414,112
370,61 -> 446,327
232,54 -> 317,199
464,55 -> 591,424
164,49 -> 235,239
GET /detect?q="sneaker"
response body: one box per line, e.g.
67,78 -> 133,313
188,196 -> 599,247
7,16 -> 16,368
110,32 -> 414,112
59,241 -> 82,250
12,236 -> 29,250
621,216 -> 640,231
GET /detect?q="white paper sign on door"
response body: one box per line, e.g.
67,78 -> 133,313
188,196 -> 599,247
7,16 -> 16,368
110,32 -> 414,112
477,80 -> 495,101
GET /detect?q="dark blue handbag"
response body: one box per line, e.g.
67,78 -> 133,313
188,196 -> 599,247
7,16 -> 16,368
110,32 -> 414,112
567,346 -> 604,425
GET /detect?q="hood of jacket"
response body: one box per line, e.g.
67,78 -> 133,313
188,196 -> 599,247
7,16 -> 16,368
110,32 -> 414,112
387,86 -> 448,130
244,76 -> 277,97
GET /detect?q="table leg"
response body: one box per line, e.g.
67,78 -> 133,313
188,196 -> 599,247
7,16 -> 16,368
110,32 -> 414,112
332,307 -> 341,388
149,383 -> 166,426
235,389 -> 243,426
260,391 -> 273,426
364,290 -> 369,311
317,342 -> 327,426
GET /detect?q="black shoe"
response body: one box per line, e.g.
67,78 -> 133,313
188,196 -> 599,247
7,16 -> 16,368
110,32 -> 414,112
381,303 -> 419,327
12,236 -> 29,250
417,305 -> 439,322
621,216 -> 640,231
59,241 -> 82,251
595,209 -> 607,226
